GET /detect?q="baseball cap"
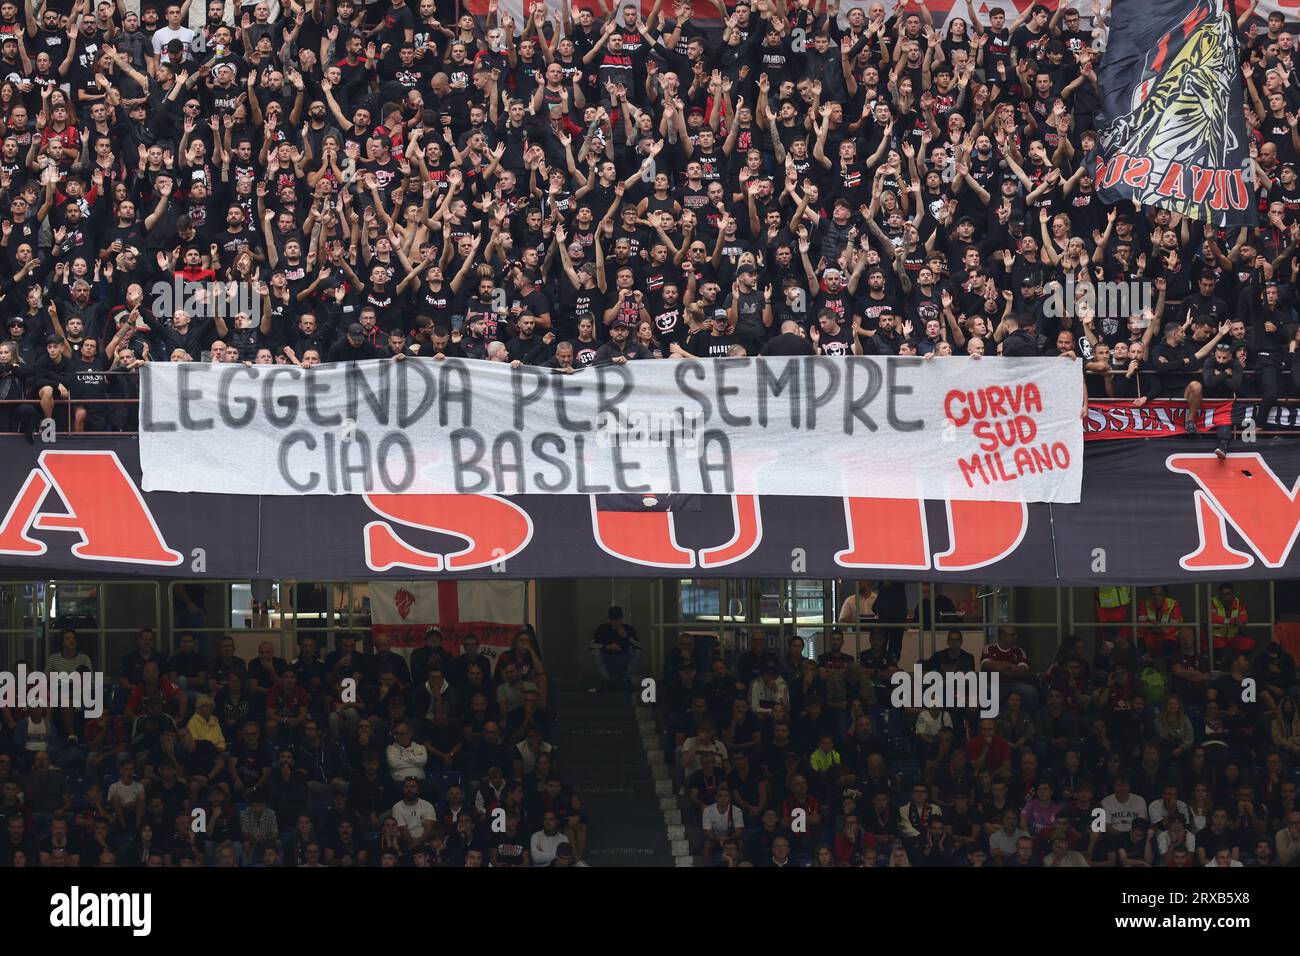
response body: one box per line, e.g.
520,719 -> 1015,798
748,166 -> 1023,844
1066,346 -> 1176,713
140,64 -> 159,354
737,264 -> 757,276
45,333 -> 63,345
346,323 -> 365,338
956,214 -> 975,226
823,267 -> 843,279
7,316 -> 24,326
610,318 -> 629,330
1215,340 -> 1232,352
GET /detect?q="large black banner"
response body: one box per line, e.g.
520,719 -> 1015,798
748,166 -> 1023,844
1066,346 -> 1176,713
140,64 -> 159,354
1094,0 -> 1257,227
0,437 -> 1296,584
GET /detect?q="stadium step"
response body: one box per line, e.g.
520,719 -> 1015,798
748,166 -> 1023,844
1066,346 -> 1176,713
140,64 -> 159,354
554,689 -> 675,867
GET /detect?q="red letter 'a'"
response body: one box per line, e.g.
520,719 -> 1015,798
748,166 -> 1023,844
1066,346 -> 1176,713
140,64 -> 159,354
363,494 -> 534,572
835,498 -> 930,570
0,468 -> 52,557
1168,453 -> 1300,568
1179,490 -> 1254,571
0,451 -> 184,565
934,500 -> 1028,571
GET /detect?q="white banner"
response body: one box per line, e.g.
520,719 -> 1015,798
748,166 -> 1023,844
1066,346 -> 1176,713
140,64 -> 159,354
139,356 -> 1083,502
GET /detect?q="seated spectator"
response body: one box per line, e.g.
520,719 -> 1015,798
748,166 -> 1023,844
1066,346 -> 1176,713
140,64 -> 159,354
588,605 -> 642,692
981,627 -> 1039,711
528,810 -> 570,867
966,718 -> 1013,780
186,695 -> 226,752
700,784 -> 745,866
749,663 -> 789,721
390,777 -> 437,849
385,723 -> 429,784
239,789 -> 279,863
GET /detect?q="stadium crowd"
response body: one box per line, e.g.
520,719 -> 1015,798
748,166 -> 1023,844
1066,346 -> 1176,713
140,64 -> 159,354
666,589 -> 1300,866
0,624 -> 585,866
0,0 -> 1296,870
0,0 -> 1294,443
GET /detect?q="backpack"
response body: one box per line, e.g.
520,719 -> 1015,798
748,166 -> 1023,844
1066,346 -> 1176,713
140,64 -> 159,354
1139,667 -> 1168,707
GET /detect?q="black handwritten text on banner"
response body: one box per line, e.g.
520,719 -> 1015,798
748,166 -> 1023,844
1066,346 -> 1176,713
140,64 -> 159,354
139,357 -> 1084,502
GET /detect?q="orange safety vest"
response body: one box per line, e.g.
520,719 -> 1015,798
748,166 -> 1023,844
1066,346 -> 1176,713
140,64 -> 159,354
1210,597 -> 1246,638
1138,598 -> 1181,636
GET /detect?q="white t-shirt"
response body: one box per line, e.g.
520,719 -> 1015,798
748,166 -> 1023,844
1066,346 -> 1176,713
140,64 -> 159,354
681,738 -> 728,779
22,715 -> 51,751
702,803 -> 744,839
1101,793 -> 1149,833
152,26 -> 197,57
108,779 -> 146,808
915,709 -> 953,738
390,798 -> 436,841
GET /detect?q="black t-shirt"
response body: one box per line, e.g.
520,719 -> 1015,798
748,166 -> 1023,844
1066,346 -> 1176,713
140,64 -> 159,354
182,739 -> 222,778
493,830 -> 528,866
761,332 -> 815,356
686,329 -> 741,357
815,323 -> 855,356
229,739 -> 272,788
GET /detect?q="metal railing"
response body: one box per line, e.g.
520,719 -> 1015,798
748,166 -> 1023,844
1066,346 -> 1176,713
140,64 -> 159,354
0,397 -> 138,434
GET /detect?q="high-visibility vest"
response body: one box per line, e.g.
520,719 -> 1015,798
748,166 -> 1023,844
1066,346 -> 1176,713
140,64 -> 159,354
1138,598 -> 1180,630
1210,597 -> 1246,638
1097,586 -> 1131,609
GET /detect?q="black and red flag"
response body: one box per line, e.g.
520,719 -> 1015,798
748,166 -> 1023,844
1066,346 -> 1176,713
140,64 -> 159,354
1094,0 -> 1257,227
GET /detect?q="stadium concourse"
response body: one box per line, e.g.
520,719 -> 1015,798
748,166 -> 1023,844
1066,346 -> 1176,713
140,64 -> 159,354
0,0 -> 1299,870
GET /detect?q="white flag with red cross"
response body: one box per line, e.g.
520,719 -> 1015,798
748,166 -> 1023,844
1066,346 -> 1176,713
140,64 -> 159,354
370,581 -> 527,659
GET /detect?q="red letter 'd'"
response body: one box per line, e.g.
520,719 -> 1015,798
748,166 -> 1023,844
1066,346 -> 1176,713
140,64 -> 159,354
835,498 -> 930,570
